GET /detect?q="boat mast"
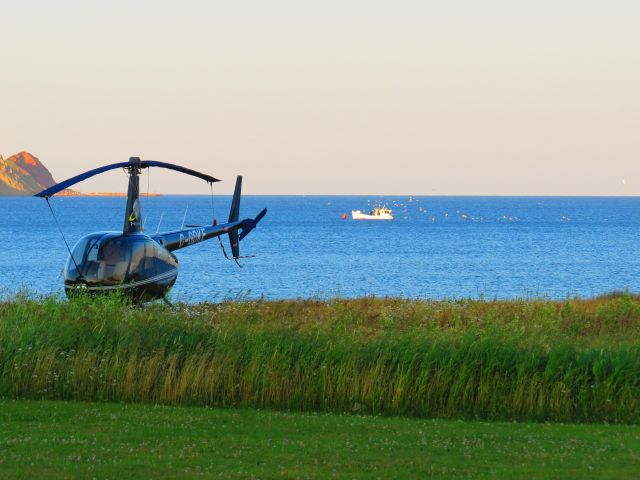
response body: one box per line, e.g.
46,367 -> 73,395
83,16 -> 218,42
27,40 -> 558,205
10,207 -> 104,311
123,157 -> 143,234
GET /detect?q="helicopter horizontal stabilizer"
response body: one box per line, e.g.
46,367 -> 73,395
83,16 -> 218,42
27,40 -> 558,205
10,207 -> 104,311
239,208 -> 267,241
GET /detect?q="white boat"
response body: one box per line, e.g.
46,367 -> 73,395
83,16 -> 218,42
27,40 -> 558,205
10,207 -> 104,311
351,206 -> 393,220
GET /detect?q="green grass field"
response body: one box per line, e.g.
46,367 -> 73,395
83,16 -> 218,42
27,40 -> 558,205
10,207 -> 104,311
1,399 -> 639,479
1,294 -> 640,423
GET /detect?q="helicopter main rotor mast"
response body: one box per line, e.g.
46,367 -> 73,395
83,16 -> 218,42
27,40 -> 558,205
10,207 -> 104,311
123,157 -> 143,234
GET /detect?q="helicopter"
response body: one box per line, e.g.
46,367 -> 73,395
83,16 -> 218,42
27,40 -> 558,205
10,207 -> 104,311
35,157 -> 267,302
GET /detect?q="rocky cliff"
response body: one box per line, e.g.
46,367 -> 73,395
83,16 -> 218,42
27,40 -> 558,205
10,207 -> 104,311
0,152 -> 57,195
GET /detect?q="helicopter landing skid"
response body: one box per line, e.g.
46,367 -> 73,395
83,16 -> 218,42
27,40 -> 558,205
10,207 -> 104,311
161,296 -> 174,308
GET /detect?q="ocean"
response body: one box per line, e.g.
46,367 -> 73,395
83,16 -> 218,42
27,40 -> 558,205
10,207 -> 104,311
1,195 -> 639,302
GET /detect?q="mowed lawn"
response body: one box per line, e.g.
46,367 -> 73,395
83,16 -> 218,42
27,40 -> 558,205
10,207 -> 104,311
0,400 -> 638,479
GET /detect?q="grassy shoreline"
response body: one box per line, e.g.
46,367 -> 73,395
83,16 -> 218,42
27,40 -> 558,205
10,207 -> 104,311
1,294 -> 639,423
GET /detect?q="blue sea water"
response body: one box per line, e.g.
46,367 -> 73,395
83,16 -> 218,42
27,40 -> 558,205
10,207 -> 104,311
1,195 -> 639,302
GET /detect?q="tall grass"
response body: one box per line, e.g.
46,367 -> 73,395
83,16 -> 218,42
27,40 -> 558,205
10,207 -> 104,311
0,293 -> 639,422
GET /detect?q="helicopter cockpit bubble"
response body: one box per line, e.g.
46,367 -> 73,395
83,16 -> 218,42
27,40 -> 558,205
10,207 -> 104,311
64,232 -> 179,296
64,232 -> 130,285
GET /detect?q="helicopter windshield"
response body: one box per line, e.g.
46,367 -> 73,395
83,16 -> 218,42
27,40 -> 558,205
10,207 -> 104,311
65,233 -> 132,285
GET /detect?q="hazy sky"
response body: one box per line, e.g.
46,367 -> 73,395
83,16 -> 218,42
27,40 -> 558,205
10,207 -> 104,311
1,1 -> 639,194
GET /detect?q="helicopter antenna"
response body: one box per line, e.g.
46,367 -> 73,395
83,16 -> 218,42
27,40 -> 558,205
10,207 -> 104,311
145,165 -> 150,225
210,182 -> 217,225
180,205 -> 189,230
44,197 -> 82,278
155,212 -> 165,234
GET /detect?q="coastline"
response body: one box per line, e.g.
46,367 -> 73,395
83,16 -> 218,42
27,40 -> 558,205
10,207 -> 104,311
54,190 -> 162,197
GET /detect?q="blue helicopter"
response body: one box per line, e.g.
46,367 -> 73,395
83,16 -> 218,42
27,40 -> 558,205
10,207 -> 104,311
35,157 -> 267,302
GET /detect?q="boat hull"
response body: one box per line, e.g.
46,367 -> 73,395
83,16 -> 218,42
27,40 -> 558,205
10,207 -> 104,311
351,210 -> 393,220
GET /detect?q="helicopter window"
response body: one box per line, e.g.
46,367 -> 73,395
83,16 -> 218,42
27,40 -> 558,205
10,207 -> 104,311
97,239 -> 130,283
67,238 -> 90,274
85,239 -> 102,262
128,240 -> 157,281
67,236 -> 104,280
80,237 -> 106,276
98,241 -> 124,263
154,249 -> 176,274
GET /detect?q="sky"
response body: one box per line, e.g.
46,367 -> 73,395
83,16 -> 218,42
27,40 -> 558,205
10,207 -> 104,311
1,0 -> 639,195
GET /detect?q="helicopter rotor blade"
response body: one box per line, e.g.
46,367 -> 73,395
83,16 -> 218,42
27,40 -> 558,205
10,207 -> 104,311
34,161 -> 132,198
34,159 -> 221,198
141,161 -> 220,185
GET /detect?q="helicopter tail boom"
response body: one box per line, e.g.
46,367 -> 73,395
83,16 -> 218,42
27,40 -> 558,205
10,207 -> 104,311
152,209 -> 266,254
154,221 -> 241,252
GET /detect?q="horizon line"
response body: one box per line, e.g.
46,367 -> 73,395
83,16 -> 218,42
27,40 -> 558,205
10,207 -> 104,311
34,193 -> 640,198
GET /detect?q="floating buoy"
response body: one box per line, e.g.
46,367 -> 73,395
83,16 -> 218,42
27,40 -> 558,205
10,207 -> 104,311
341,213 -> 347,220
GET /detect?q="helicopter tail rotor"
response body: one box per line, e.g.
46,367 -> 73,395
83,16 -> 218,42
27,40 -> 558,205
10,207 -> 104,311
218,175 -> 266,265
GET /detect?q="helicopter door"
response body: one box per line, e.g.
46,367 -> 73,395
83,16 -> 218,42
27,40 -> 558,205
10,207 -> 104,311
126,238 -> 158,282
